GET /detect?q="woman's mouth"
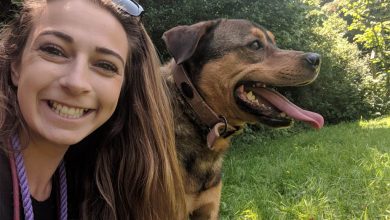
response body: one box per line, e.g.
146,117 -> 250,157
48,100 -> 91,119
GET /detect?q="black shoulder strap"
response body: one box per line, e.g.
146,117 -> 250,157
0,148 -> 14,220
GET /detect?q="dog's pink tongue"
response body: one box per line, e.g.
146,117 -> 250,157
254,88 -> 324,129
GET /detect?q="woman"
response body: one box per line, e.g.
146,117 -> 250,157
0,0 -> 185,219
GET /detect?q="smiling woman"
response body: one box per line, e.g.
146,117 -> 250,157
0,0 -> 185,220
11,1 -> 128,147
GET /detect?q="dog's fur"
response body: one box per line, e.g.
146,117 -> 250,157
161,19 -> 322,219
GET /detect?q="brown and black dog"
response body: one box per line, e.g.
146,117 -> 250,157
161,19 -> 324,219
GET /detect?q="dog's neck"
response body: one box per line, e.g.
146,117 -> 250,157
168,62 -> 239,148
172,64 -> 222,126
172,78 -> 212,138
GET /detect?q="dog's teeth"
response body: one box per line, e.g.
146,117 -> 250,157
256,83 -> 266,87
280,112 -> 287,117
246,91 -> 256,101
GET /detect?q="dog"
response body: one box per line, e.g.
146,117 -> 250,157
161,19 -> 324,219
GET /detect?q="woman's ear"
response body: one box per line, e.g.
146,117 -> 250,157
10,62 -> 20,86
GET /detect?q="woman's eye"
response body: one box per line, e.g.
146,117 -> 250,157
96,61 -> 118,74
39,44 -> 66,57
248,40 -> 263,50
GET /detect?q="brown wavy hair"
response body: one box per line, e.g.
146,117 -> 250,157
0,0 -> 186,219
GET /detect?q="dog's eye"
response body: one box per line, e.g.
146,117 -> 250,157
248,40 -> 263,50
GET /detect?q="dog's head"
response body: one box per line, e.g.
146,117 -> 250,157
163,19 -> 323,129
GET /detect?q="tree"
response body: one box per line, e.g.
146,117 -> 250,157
338,0 -> 390,98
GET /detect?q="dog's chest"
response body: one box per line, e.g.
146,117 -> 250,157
166,76 -> 226,193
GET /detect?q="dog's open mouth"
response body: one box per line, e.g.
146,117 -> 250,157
234,81 -> 324,129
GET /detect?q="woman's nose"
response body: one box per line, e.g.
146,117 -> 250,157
59,59 -> 92,95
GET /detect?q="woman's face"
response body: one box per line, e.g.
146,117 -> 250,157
11,0 -> 129,147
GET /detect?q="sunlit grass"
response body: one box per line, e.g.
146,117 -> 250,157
221,116 -> 390,219
359,116 -> 390,129
237,208 -> 259,220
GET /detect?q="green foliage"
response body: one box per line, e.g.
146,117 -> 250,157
223,116 -> 390,219
291,12 -> 386,122
340,0 -> 389,52
338,0 -> 390,103
143,0 -> 312,61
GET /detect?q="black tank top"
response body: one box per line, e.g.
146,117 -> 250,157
0,148 -> 57,220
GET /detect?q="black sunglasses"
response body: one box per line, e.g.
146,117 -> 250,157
112,0 -> 144,16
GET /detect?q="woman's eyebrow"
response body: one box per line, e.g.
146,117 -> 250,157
37,31 -> 125,66
96,47 -> 125,66
37,30 -> 73,43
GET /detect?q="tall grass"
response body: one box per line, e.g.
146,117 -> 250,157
221,117 -> 390,219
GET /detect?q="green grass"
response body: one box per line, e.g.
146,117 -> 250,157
221,116 -> 390,219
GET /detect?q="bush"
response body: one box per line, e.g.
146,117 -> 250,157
143,0 -> 312,61
287,13 -> 389,123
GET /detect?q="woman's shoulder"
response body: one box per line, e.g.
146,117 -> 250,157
0,147 -> 13,220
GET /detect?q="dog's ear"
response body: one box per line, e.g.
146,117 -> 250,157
162,20 -> 217,64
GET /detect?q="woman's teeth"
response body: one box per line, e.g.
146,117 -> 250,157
49,101 -> 88,119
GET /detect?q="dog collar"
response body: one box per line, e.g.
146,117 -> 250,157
172,63 -> 238,149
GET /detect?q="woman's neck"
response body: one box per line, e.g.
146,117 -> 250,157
21,136 -> 69,201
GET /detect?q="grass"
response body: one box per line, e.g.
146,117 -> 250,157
220,116 -> 390,219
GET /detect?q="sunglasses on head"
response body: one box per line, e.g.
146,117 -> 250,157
112,0 -> 144,16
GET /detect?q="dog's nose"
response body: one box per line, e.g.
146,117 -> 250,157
305,53 -> 321,68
